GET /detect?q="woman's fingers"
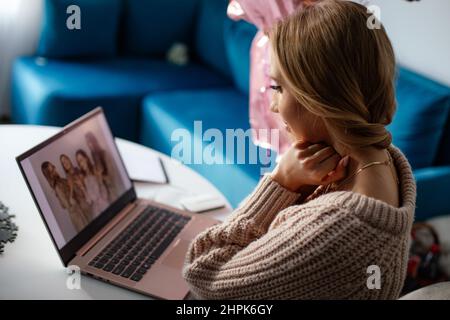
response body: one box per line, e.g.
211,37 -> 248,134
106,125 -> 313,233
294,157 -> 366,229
292,140 -> 312,150
333,155 -> 350,180
318,153 -> 341,173
311,146 -> 335,162
287,141 -> 350,186
300,143 -> 325,157
321,156 -> 349,184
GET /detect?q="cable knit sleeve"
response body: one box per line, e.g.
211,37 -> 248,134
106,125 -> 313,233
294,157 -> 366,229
189,173 -> 301,247
182,174 -> 303,297
223,174 -> 302,236
182,203 -> 360,299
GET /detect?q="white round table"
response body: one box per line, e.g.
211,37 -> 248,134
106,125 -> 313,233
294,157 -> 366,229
0,125 -> 232,299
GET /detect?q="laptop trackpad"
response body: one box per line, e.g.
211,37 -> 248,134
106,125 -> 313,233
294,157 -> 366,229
161,239 -> 191,269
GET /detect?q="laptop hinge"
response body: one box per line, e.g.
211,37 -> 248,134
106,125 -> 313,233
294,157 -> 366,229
76,201 -> 138,257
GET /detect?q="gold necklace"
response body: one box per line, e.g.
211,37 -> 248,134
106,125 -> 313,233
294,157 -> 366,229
325,150 -> 399,193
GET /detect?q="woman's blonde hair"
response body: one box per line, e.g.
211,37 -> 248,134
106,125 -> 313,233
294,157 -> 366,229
270,0 -> 396,149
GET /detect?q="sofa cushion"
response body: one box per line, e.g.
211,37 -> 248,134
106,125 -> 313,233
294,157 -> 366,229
140,89 -> 275,207
435,107 -> 450,166
414,166 -> 450,220
123,0 -> 200,56
12,57 -> 230,141
37,0 -> 121,58
389,67 -> 450,169
224,20 -> 257,94
195,0 -> 231,78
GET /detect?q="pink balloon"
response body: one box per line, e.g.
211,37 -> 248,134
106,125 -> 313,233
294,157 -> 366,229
228,0 -> 311,154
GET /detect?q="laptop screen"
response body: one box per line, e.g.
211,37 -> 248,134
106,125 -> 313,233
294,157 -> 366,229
17,109 -> 133,253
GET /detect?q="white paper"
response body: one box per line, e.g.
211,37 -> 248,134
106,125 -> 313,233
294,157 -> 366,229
121,152 -> 167,184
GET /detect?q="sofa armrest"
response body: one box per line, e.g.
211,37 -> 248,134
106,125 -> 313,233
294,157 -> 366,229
414,166 -> 450,220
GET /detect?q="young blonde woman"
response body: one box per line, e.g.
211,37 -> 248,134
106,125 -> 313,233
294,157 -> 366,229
183,0 -> 416,299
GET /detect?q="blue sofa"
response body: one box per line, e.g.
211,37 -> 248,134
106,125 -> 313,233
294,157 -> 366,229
11,0 -> 450,219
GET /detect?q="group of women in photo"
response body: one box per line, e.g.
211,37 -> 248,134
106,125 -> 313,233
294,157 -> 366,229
41,132 -> 117,232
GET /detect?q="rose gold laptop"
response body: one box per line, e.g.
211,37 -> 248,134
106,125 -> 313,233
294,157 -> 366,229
16,107 -> 220,300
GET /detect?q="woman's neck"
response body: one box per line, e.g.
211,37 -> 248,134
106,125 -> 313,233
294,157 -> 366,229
344,146 -> 389,164
332,143 -> 391,188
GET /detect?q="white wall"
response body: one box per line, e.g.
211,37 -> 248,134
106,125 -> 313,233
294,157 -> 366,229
370,0 -> 450,87
0,0 -> 43,117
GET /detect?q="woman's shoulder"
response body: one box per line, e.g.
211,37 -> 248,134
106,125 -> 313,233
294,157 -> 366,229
269,196 -> 353,231
272,186 -> 414,237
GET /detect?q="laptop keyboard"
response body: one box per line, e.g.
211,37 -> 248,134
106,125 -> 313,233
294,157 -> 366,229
88,206 -> 191,282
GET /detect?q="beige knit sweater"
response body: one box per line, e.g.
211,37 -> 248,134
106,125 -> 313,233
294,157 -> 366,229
182,145 -> 416,299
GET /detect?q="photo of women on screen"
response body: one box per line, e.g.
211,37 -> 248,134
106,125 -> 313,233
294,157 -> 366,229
75,149 -> 109,215
85,132 -> 119,201
38,130 -> 125,234
41,161 -> 89,232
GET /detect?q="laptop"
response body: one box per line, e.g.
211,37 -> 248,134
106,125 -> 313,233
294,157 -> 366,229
16,107 -> 220,300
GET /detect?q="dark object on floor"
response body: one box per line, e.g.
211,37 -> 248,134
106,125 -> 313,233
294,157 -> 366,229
0,116 -> 11,124
0,202 -> 18,254
402,223 -> 449,294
